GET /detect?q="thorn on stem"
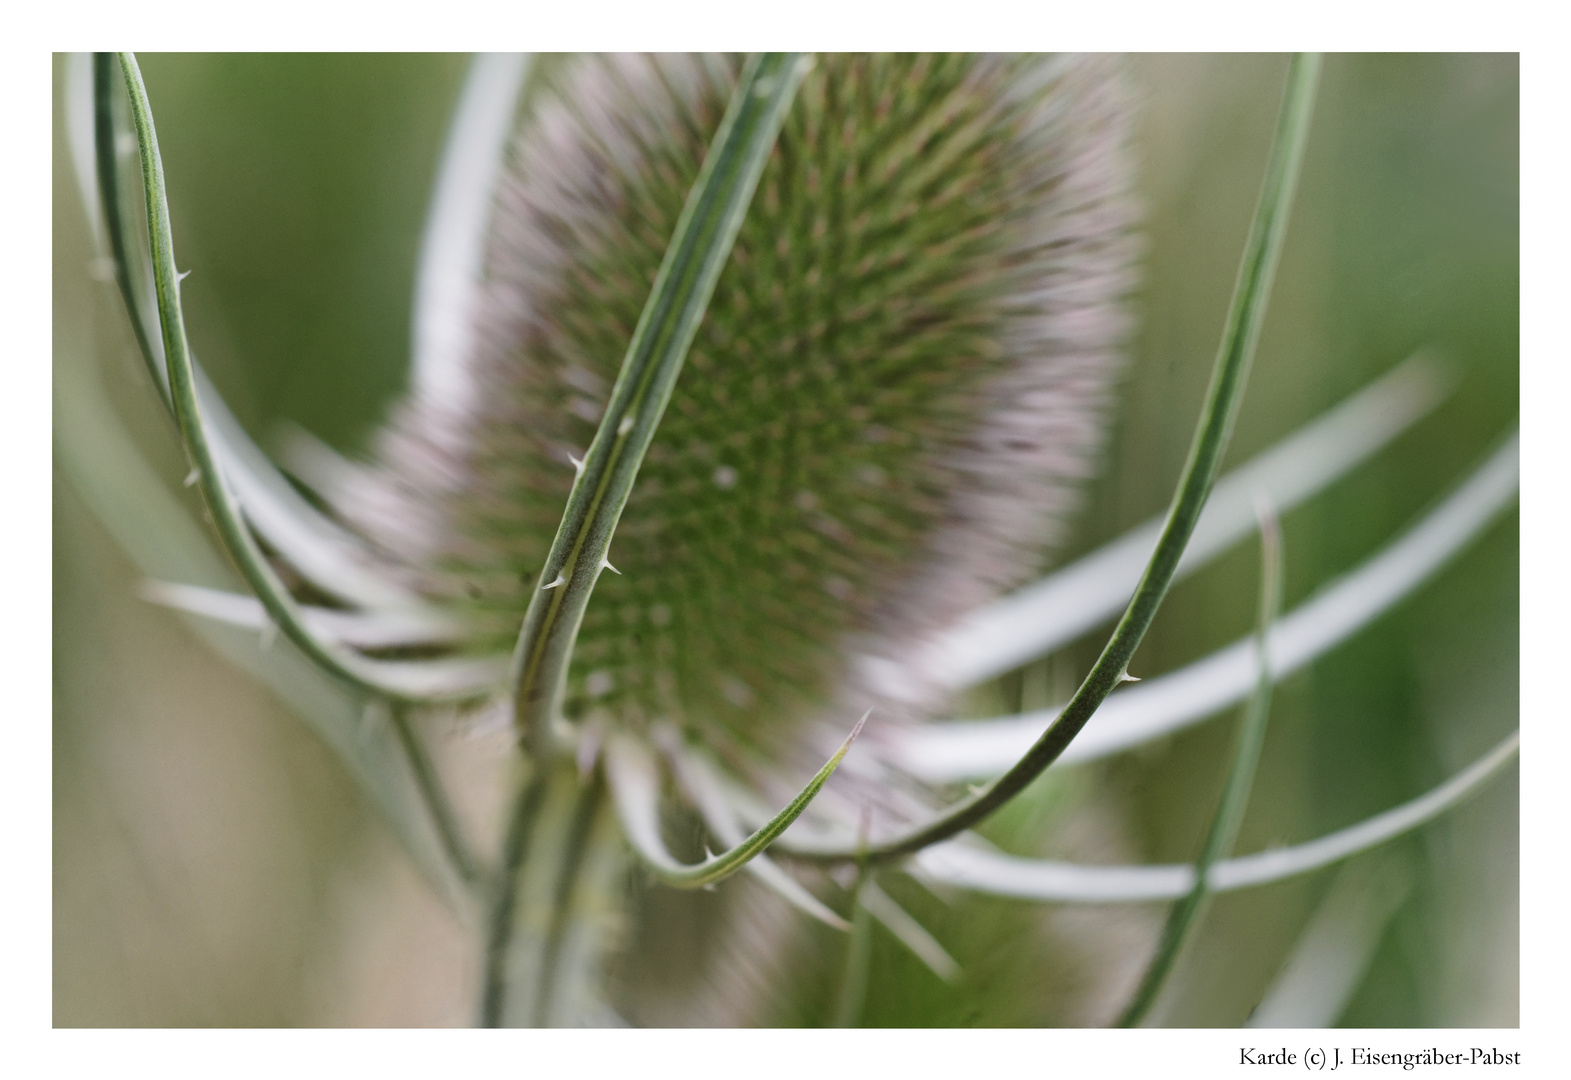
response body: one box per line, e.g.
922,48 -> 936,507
183,467 -> 201,488
542,572 -> 567,591
601,559 -> 621,575
568,453 -> 584,476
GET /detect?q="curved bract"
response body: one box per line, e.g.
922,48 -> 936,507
909,730 -> 1519,902
893,431 -> 1520,781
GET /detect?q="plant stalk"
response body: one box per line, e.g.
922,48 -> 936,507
1116,500 -> 1284,1027
793,52 -> 1322,866
507,53 -> 810,759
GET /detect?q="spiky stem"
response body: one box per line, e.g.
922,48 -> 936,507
484,55 -> 809,1025
109,53 -> 484,901
111,52 -> 494,706
480,766 -> 551,1027
507,53 -> 810,758
794,52 -> 1323,866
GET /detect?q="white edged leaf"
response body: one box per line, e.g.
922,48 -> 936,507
910,730 -> 1517,902
413,53 -> 532,417
893,432 -> 1519,781
195,364 -> 436,614
140,579 -> 472,650
916,351 -> 1456,693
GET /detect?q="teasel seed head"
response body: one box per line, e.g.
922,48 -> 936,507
348,53 -> 1139,774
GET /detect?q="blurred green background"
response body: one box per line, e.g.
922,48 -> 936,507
53,53 -> 1517,1026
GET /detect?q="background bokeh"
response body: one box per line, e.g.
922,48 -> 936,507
54,53 -> 1518,1026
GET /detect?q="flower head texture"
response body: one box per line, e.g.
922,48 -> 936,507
324,52 -> 1143,1024
348,53 -> 1137,760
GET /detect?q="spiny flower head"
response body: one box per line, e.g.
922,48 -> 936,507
348,53 -> 1139,775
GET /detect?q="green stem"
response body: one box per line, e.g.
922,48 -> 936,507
1116,502 -> 1284,1028
508,53 -> 809,757
112,53 -> 483,896
112,53 -> 486,707
389,704 -> 482,885
480,767 -> 551,1027
532,777 -> 606,1027
796,52 -> 1322,866
831,873 -> 874,1028
92,53 -> 166,406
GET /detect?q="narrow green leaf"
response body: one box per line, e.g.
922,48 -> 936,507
113,52 -> 488,708
667,737 -> 851,930
606,710 -> 868,889
797,52 -> 1324,865
832,872 -> 874,1028
1117,499 -> 1284,1028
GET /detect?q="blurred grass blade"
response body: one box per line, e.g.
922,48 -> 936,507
64,54 -> 103,249
911,729 -> 1518,901
413,53 -> 531,411
508,52 -> 810,754
799,52 -> 1323,864
604,711 -> 867,889
860,880 -> 961,983
1117,501 -> 1283,1028
1245,854 -> 1415,1027
925,350 -> 1454,690
832,877 -> 873,1028
896,431 -> 1519,779
54,354 -> 474,906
